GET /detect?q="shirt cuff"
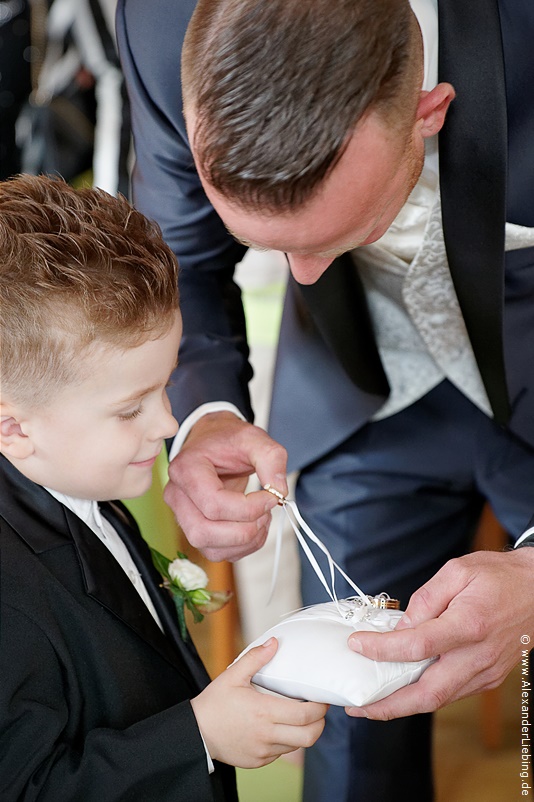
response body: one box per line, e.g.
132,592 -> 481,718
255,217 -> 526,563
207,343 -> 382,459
168,402 -> 246,462
200,732 -> 215,774
514,526 -> 534,548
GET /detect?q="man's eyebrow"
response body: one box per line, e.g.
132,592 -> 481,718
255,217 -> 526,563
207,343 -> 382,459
228,228 -> 363,259
313,241 -> 363,259
227,229 -> 270,251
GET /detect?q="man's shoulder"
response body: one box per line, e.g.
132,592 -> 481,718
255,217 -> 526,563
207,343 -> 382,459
119,0 -> 196,41
117,0 -> 193,129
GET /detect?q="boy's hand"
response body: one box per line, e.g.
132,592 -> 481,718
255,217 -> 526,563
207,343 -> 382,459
190,638 -> 327,768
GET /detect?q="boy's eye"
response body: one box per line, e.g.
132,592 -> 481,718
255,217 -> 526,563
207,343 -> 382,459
118,405 -> 143,421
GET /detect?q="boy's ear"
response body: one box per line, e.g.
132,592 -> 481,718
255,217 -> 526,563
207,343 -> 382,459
0,407 -> 35,459
415,82 -> 456,138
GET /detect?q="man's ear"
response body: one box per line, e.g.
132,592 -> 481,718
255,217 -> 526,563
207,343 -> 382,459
415,82 -> 456,138
0,406 -> 35,459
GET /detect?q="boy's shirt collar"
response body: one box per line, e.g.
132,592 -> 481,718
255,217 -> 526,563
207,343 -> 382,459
44,487 -> 163,629
45,488 -> 103,535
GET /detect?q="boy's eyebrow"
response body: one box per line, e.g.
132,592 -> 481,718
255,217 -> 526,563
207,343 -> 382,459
110,383 -> 162,407
110,359 -> 179,407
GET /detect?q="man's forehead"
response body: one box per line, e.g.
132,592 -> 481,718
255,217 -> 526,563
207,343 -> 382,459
197,111 -> 403,251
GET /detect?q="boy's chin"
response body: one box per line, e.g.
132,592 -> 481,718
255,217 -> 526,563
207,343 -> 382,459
118,476 -> 154,501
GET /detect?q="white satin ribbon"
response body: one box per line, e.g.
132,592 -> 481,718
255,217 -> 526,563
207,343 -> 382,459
265,489 -> 372,617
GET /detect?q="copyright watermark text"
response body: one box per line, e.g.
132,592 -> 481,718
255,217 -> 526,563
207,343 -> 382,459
520,639 -> 531,796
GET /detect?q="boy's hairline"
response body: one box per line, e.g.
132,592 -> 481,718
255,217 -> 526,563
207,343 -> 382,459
2,308 -> 181,414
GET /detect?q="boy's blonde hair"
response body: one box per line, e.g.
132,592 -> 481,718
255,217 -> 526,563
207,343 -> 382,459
0,174 -> 180,409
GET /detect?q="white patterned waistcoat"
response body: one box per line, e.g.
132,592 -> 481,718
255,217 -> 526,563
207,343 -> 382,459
353,157 -> 534,421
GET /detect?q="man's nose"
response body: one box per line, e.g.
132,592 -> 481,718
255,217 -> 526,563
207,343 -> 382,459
286,253 -> 334,284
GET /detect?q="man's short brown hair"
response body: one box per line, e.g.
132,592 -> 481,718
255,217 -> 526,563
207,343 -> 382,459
0,174 -> 179,409
183,0 -> 420,212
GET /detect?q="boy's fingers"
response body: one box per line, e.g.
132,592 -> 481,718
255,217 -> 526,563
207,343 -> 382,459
272,715 -> 327,749
269,698 -> 329,726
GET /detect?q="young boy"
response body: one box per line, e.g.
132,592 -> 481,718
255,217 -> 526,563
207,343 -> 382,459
0,174 -> 327,801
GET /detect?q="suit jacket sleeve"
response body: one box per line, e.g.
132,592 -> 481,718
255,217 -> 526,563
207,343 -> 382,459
116,0 -> 254,424
0,601 -> 214,802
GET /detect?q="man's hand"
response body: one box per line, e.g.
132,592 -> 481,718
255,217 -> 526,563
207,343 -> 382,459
345,548 -> 534,720
164,411 -> 288,561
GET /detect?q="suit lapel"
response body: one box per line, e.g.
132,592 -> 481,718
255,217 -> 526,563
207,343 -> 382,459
67,506 -> 202,681
496,0 -> 534,228
438,0 -> 510,423
0,457 -> 207,689
299,255 -> 389,397
100,501 -> 211,686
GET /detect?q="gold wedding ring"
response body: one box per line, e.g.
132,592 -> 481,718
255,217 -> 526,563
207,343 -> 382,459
263,484 -> 287,505
368,595 -> 400,610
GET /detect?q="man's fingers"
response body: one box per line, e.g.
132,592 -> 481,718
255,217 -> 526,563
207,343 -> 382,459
164,415 -> 288,560
175,413 -> 288,504
348,557 -> 488,663
396,557 -> 472,630
346,675 -> 444,721
167,457 -> 278,522
346,655 -> 459,720
182,483 -> 277,523
345,642 -> 494,720
348,606 -> 480,664
164,484 -> 270,554
254,458 -> 288,500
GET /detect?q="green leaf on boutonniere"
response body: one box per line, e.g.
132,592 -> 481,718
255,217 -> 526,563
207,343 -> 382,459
171,594 -> 189,641
150,547 -> 172,580
184,596 -> 205,625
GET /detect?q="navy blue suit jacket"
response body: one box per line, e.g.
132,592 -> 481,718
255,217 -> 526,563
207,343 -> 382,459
116,0 -> 534,473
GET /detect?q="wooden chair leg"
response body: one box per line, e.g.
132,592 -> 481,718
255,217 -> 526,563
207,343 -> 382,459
479,687 -> 502,750
205,560 -> 240,677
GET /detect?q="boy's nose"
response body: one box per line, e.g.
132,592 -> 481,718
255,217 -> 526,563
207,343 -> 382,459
149,396 -> 178,441
162,411 -> 179,440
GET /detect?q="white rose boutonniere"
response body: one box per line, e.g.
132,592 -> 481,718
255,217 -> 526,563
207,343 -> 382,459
169,558 -> 209,591
151,548 -> 232,641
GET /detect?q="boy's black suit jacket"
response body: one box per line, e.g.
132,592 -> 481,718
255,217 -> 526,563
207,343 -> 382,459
0,456 -> 238,802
